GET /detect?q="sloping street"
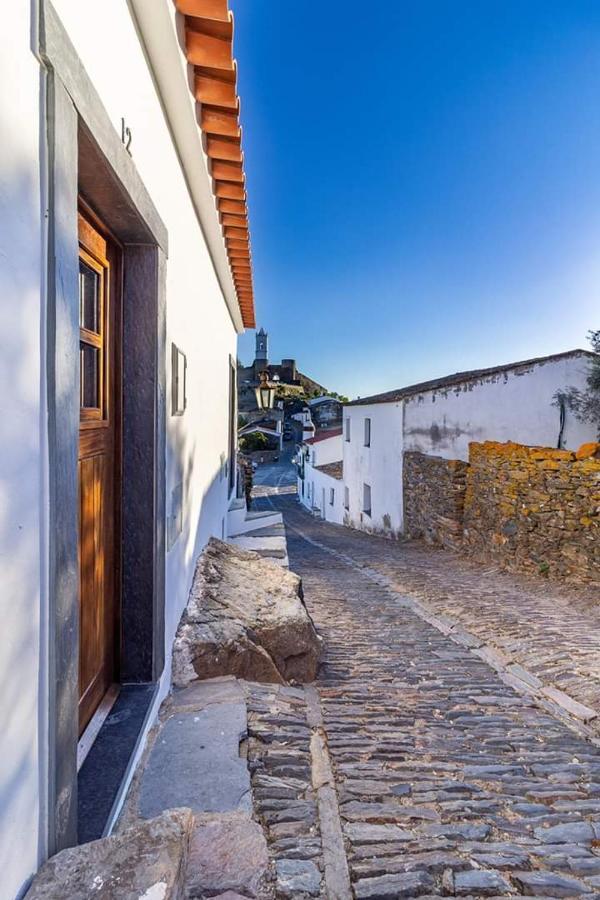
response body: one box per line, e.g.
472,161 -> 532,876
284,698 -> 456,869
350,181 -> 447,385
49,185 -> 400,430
252,459 -> 600,897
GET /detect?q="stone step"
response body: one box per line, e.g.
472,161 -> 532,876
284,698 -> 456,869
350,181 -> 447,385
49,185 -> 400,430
229,508 -> 283,535
137,701 -> 252,819
237,523 -> 286,538
228,535 -> 288,558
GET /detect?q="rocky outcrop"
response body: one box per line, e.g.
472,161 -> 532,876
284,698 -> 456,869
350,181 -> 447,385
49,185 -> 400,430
187,813 -> 269,898
26,808 -> 194,899
172,538 -> 321,687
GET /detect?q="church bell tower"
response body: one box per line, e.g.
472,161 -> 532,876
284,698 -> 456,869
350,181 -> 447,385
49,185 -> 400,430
255,327 -> 268,366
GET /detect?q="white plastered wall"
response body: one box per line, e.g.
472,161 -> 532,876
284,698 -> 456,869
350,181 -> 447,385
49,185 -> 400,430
300,466 -> 345,524
342,403 -> 404,536
308,432 -> 343,467
0,3 -> 243,891
50,0 -> 240,683
403,355 -> 596,462
0,7 -> 45,898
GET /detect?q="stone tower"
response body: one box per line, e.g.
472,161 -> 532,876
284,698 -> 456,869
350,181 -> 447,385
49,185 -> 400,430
255,327 -> 268,366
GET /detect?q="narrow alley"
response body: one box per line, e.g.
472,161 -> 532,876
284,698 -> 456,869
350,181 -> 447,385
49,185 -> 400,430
249,467 -> 600,898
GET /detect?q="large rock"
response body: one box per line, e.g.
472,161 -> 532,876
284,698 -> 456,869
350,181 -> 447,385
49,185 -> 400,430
187,812 -> 269,898
26,808 -> 193,899
172,538 -> 321,687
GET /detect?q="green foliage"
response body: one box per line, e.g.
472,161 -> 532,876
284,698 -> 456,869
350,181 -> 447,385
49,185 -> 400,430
239,431 -> 269,453
554,330 -> 600,438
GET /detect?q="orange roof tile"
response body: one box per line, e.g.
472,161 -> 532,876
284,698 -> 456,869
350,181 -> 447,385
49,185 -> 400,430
174,0 -> 255,328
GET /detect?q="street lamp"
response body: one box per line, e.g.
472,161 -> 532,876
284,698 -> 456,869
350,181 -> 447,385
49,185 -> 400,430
255,370 -> 276,410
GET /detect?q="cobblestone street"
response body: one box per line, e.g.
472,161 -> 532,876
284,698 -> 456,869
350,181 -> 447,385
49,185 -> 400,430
256,492 -> 600,898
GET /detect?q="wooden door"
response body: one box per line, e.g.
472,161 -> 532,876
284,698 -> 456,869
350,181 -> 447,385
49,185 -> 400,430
78,209 -> 121,735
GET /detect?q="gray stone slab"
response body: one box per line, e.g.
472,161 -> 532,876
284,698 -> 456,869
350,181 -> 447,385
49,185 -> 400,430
139,703 -> 251,818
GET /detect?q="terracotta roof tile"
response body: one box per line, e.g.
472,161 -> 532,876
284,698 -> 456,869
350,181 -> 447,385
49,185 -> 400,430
304,428 -> 343,445
174,0 -> 255,328
315,461 -> 343,480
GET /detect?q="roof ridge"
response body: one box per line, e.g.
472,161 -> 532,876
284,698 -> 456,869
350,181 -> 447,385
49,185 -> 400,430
347,348 -> 597,407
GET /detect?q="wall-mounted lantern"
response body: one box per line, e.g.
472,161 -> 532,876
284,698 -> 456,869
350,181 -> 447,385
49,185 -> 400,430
255,370 -> 276,410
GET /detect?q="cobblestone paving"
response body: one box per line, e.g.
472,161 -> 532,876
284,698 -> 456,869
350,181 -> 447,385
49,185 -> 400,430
247,682 -> 326,898
275,497 -> 600,898
257,494 -> 600,718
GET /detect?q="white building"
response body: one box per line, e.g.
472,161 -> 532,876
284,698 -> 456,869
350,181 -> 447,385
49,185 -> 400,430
292,407 -> 316,441
1,2 -> 258,895
298,430 -> 345,523
343,350 -> 596,537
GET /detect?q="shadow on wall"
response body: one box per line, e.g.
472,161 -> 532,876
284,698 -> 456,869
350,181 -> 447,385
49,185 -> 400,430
0,162 -> 45,898
164,408 -> 232,661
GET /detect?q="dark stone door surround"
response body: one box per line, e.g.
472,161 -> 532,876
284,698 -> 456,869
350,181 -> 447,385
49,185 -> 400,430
39,1 -> 167,855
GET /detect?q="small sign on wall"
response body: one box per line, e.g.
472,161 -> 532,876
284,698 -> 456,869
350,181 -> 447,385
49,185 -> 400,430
172,344 -> 187,415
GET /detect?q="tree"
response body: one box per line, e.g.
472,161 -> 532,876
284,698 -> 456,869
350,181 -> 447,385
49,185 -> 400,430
239,431 -> 269,453
554,330 -> 600,438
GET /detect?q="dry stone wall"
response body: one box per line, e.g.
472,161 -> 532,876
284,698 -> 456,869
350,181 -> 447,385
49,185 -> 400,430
463,441 -> 600,583
403,442 -> 600,584
403,451 -> 469,549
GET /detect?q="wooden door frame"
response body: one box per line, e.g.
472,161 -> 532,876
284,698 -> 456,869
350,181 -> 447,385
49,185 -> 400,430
77,204 -> 122,735
41,3 -> 167,856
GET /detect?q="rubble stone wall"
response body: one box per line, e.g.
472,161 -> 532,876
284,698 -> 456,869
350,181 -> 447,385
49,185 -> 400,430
403,451 -> 469,549
403,442 -> 600,583
462,441 -> 600,583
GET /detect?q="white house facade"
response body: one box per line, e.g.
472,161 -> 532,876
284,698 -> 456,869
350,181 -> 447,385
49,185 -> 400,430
1,2 -> 257,896
298,430 -> 345,523
343,350 -> 596,538
292,407 -> 316,441
342,402 -> 405,537
403,351 -> 595,461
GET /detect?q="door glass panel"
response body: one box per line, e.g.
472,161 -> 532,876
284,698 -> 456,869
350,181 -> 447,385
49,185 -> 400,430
80,343 -> 100,409
79,260 -> 99,333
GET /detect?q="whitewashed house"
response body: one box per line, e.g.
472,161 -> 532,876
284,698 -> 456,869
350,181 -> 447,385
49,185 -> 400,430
298,429 -> 345,523
1,1 -> 259,895
292,406 -> 316,441
343,350 -> 596,537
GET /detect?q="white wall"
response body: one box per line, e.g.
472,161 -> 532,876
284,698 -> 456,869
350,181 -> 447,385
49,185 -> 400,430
403,354 -> 595,461
50,0 -> 239,683
299,467 -> 345,525
0,3 -> 242,894
0,6 -> 45,898
342,403 -> 404,536
307,432 -> 343,467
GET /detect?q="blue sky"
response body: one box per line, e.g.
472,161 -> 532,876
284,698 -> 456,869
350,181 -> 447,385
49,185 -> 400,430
230,1 -> 600,399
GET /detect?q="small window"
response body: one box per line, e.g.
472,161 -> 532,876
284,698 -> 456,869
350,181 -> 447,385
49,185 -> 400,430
312,450 -> 316,465
364,417 -> 371,447
345,418 -> 351,442
344,486 -> 350,510
329,487 -> 335,506
363,483 -> 372,516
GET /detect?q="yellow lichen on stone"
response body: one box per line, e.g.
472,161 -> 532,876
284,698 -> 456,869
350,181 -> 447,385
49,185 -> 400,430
576,442 -> 600,460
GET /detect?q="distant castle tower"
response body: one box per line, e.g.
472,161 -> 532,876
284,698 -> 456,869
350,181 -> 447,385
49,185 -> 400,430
255,327 -> 268,366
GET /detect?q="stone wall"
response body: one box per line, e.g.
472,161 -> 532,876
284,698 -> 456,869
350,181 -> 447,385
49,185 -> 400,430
463,441 -> 600,583
403,451 -> 469,549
